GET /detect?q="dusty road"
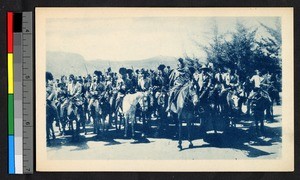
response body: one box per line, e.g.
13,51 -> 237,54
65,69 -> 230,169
47,105 -> 282,160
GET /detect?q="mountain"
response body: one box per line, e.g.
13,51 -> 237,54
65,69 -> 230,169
46,51 -> 177,78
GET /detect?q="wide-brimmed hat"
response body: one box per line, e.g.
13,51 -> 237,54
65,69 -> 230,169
93,70 -> 102,77
119,67 -> 127,75
199,64 -> 210,71
158,64 -> 166,71
126,69 -> 133,74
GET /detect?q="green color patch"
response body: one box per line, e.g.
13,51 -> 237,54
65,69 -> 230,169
8,94 -> 14,135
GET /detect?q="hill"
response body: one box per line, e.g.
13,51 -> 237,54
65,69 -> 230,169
46,51 -> 178,78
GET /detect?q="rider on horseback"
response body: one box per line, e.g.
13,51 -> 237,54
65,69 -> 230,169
46,72 -> 59,118
166,58 -> 194,115
88,71 -> 106,111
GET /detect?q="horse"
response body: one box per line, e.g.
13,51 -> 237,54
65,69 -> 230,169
97,93 -> 112,135
266,82 -> 280,121
197,82 -> 222,134
135,90 -> 152,128
218,86 -> 242,129
248,89 -> 272,136
67,97 -> 85,141
226,89 -> 240,127
46,101 -> 59,145
122,91 -> 150,138
169,79 -> 199,150
155,89 -> 169,131
88,96 -> 101,135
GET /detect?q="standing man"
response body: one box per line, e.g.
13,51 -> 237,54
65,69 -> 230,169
250,69 -> 263,90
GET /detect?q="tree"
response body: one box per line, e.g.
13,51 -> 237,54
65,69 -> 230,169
257,18 -> 282,73
202,19 -> 281,79
203,19 -> 229,69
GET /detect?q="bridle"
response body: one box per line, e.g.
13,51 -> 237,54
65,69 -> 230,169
138,91 -> 149,111
184,81 -> 199,106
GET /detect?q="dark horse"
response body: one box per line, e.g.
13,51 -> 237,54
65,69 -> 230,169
197,82 -> 223,134
67,97 -> 85,141
109,89 -> 123,131
155,89 -> 169,132
169,80 -> 199,150
89,93 -> 113,137
46,101 -> 59,146
98,94 -> 112,136
248,89 -> 272,136
218,87 -> 241,129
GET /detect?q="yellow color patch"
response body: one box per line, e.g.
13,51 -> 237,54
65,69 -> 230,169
8,53 -> 13,94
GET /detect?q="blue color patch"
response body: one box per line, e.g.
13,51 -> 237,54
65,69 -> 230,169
8,135 -> 15,174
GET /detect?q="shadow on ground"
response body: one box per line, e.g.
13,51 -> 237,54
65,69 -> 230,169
47,113 -> 281,158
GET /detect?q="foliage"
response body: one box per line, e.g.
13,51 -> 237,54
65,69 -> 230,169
202,19 -> 282,79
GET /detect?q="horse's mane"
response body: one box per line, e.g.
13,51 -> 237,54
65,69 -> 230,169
176,82 -> 193,111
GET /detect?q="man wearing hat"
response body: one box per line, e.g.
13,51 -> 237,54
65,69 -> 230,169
197,64 -> 213,100
88,71 -> 106,112
166,58 -> 194,114
138,70 -> 152,91
126,68 -> 137,93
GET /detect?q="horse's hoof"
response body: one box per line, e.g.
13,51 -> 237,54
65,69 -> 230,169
177,145 -> 182,150
189,143 -> 194,148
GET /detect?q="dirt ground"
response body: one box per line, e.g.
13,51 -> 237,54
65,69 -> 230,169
47,105 -> 282,160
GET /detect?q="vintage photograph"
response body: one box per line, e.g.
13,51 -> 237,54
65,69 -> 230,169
36,8 -> 293,171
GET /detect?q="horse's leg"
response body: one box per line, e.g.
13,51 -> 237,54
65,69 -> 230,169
81,110 -> 86,135
100,115 -> 105,135
51,121 -> 56,140
131,116 -> 135,138
157,108 -> 163,132
178,118 -> 182,150
174,114 -> 179,138
269,102 -> 274,121
176,112 -> 183,150
124,115 -> 128,138
46,121 -> 51,145
115,112 -> 119,131
118,111 -> 123,131
187,118 -> 193,148
254,113 -> 259,135
142,112 -> 146,136
212,111 -> 217,134
209,105 -> 217,134
61,115 -> 66,136
76,119 -> 80,141
93,113 -> 98,135
258,111 -> 265,136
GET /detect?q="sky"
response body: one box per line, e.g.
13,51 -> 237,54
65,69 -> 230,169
46,16 -> 279,61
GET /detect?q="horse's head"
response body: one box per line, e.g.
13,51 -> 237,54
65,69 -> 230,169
188,79 -> 199,107
156,91 -> 168,107
138,91 -> 150,112
229,92 -> 240,110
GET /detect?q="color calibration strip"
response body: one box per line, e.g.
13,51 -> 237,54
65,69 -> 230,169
8,12 -> 31,174
13,12 -> 23,174
7,11 -> 15,174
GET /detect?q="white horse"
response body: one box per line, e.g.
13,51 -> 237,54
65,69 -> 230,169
122,91 -> 150,138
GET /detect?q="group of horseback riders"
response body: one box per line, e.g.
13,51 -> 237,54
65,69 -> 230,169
46,57 -> 281,146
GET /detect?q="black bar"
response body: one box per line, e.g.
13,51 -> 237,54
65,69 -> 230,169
13,13 -> 22,32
